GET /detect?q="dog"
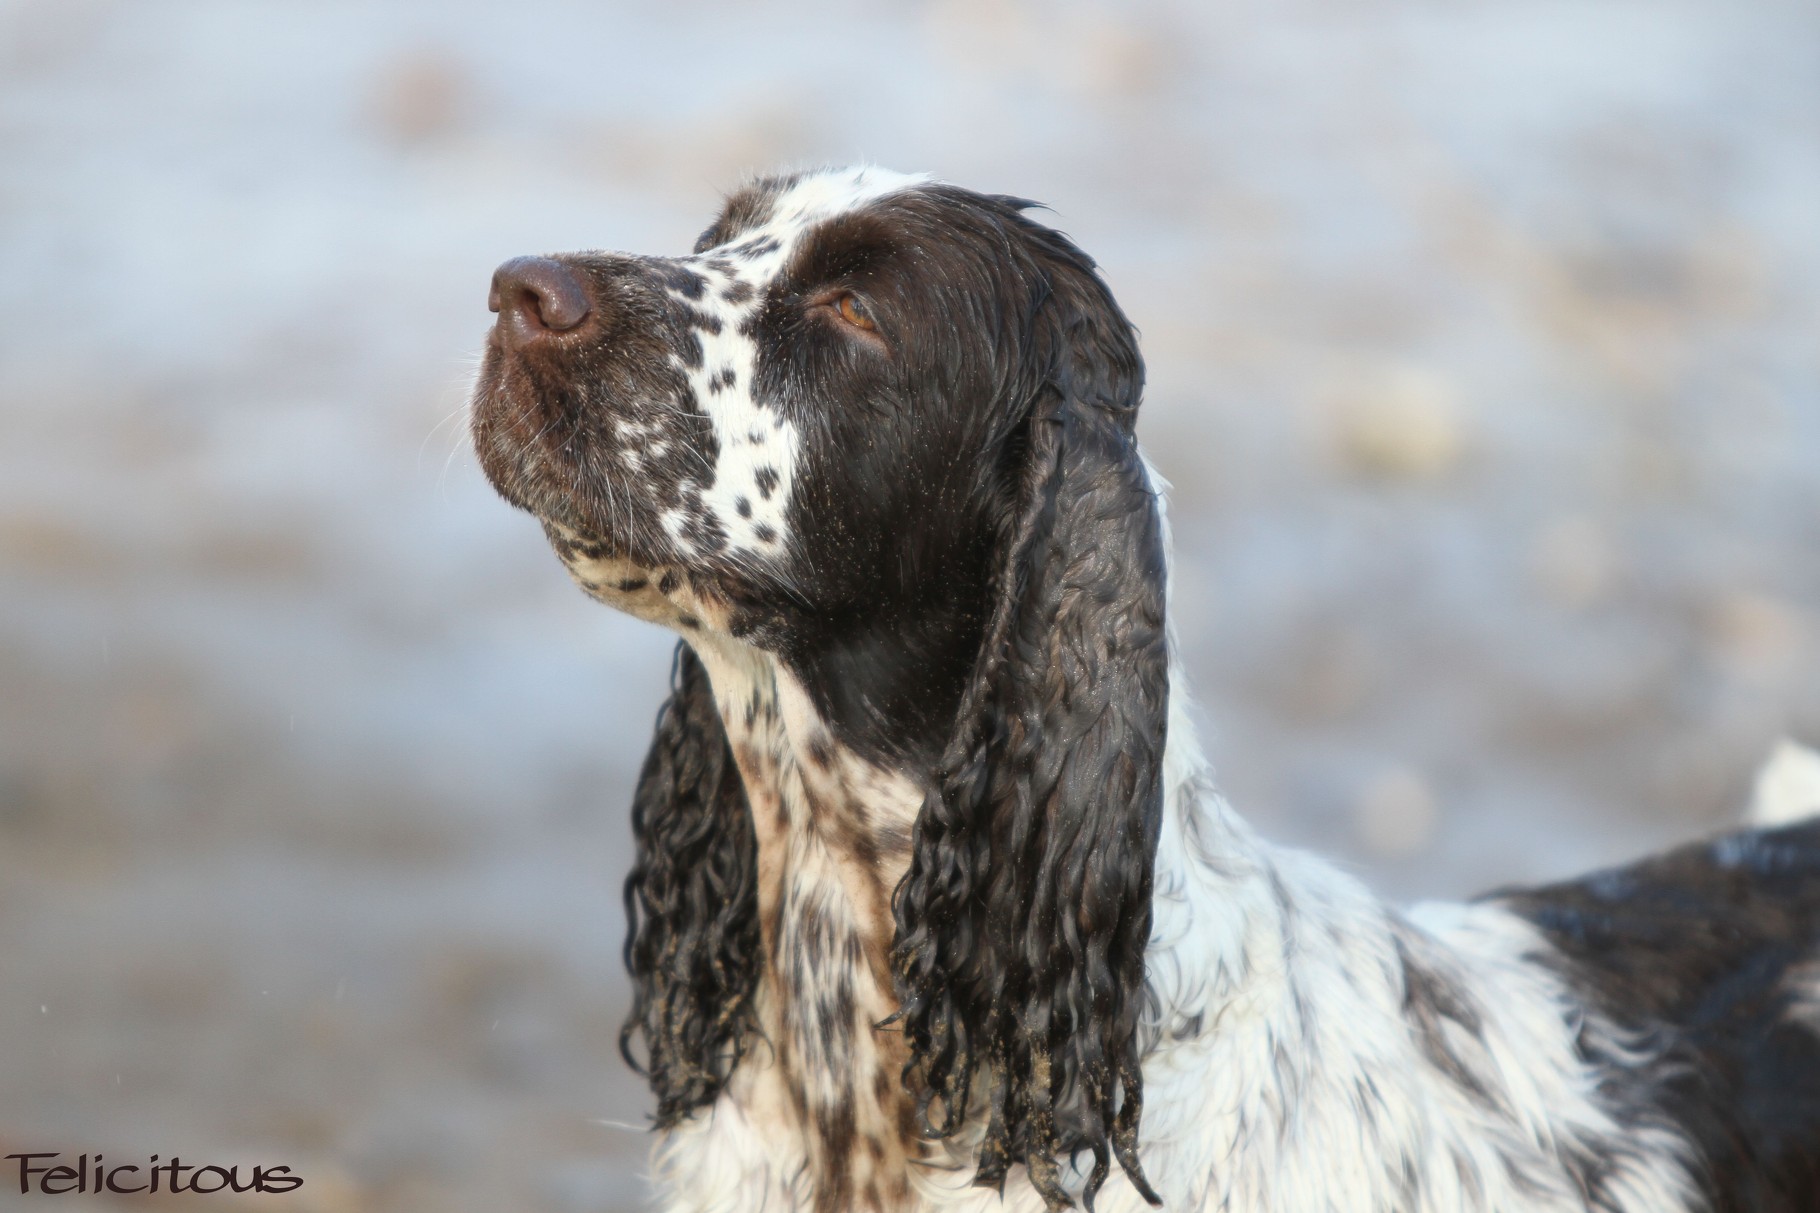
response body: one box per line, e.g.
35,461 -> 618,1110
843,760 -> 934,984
469,166 -> 1820,1213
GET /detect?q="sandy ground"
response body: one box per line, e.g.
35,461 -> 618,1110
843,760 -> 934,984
1,0 -> 1816,1209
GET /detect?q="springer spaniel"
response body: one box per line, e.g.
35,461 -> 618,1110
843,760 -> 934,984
469,167 -> 1820,1213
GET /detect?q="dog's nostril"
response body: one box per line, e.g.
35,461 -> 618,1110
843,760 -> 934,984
489,255 -> 592,344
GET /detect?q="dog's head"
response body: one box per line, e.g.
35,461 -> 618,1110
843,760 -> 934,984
474,170 -> 940,574
471,167 -> 1168,1209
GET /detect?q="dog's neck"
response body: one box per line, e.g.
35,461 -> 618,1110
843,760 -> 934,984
684,632 -> 925,1213
674,634 -> 1305,1209
686,633 -> 923,939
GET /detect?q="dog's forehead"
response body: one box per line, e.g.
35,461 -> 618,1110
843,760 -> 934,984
648,166 -> 929,564
703,165 -> 932,264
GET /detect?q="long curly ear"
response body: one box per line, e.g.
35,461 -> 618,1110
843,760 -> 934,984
891,222 -> 1169,1211
621,641 -> 761,1125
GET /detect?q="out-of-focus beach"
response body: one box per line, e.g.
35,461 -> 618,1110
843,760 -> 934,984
2,1 -> 1816,1208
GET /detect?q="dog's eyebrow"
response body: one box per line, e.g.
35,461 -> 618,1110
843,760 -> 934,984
776,213 -> 897,293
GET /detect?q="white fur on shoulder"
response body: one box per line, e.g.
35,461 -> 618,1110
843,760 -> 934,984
1747,739 -> 1820,827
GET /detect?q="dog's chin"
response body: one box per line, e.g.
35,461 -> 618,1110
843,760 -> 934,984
469,364 -> 578,510
470,387 -> 552,511
538,517 -> 735,637
470,375 -> 672,551
471,405 -> 625,554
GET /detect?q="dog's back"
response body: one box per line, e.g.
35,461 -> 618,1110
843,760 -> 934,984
1498,810 -> 1820,1212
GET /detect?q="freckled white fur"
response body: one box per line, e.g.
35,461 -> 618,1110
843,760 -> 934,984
658,166 -> 931,559
650,631 -> 923,1213
639,464 -> 1703,1213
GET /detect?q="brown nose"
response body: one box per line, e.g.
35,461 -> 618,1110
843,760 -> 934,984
488,256 -> 592,347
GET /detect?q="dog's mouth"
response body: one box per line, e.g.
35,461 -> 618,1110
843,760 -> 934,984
469,347 -> 592,536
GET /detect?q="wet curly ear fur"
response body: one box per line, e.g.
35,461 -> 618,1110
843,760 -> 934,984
620,641 -> 761,1125
890,214 -> 1170,1211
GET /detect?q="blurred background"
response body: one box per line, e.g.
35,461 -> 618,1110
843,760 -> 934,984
1,0 -> 1816,1209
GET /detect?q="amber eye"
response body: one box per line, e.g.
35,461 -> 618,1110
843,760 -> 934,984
834,292 -> 876,332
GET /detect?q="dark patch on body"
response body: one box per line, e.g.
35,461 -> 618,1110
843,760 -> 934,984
1499,820 -> 1820,1213
1394,934 -> 1498,1111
